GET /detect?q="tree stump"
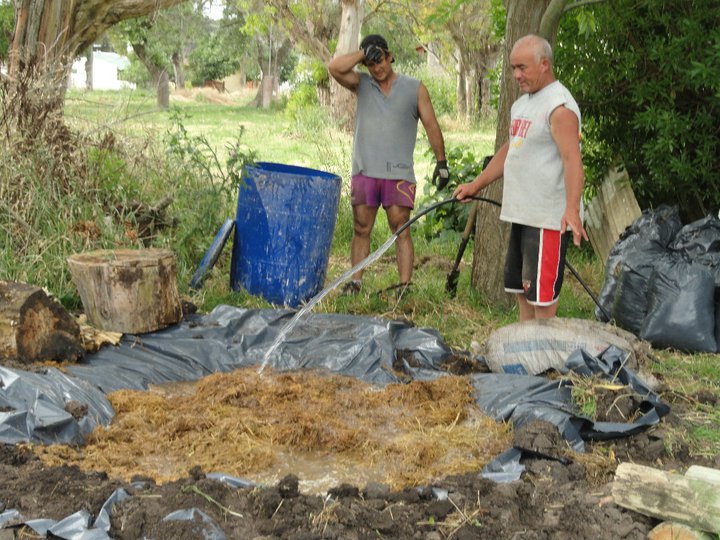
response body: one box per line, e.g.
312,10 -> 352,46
0,281 -> 84,364
67,248 -> 182,334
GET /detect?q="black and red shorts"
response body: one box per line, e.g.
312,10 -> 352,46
504,223 -> 569,306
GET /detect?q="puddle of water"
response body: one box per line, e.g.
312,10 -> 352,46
251,450 -> 388,495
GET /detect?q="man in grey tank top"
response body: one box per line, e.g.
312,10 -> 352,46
454,34 -> 588,321
328,34 -> 448,295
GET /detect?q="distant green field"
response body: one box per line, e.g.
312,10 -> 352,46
64,87 -> 495,195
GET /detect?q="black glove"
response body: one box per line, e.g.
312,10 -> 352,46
363,44 -> 384,64
432,160 -> 450,191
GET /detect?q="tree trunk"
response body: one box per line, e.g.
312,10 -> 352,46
172,50 -> 185,89
84,46 -> 93,90
329,0 -> 363,130
252,35 -> 291,109
0,280 -> 84,363
131,41 -> 170,109
157,68 -> 170,109
457,55 -> 468,119
470,0 -> 552,307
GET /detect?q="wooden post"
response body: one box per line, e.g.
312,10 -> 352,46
67,248 -> 182,334
612,462 -> 720,534
0,281 -> 83,363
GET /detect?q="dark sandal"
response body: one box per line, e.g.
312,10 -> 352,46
340,280 -> 362,296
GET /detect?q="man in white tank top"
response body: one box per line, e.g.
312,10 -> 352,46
454,34 -> 588,320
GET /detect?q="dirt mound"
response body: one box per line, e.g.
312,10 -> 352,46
1,369 -> 715,538
1,425 -> 660,539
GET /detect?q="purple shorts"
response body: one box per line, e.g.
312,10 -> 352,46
351,174 -> 416,209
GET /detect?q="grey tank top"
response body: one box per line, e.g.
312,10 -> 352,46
351,72 -> 420,183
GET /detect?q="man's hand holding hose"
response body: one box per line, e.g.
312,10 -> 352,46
453,146 -> 508,202
453,178 -> 483,202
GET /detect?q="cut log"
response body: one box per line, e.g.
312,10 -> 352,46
67,248 -> 182,334
686,465 -> 720,486
0,281 -> 83,363
648,522 -> 714,540
612,462 -> 720,534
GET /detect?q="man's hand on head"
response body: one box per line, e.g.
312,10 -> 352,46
363,44 -> 383,64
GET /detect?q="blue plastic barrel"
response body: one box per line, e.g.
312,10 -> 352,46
230,162 -> 342,307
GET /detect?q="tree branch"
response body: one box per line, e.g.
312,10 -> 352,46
563,0 -> 606,13
538,0 -> 567,40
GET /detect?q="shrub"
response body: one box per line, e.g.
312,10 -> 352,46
418,145 -> 490,240
556,0 -> 720,220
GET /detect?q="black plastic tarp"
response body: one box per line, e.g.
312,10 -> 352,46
0,306 -> 672,538
1,306 -> 670,449
1,306 -> 452,444
479,345 -> 670,481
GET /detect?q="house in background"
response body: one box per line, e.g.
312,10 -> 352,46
69,50 -> 135,90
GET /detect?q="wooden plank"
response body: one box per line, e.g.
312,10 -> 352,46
612,463 -> 720,534
585,166 -> 641,264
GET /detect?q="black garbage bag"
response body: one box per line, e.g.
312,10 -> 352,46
610,249 -> 665,335
596,205 -> 683,322
640,254 -> 717,353
669,215 -> 720,287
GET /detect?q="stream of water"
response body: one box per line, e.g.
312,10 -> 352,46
258,233 -> 400,373
257,197 -> 458,374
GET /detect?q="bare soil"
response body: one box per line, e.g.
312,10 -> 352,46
1,364 -> 717,539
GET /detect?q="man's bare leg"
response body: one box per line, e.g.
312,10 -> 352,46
517,294 -> 559,321
350,204 -> 378,280
386,205 -> 413,284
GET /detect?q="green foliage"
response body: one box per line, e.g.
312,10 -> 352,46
163,107 -> 255,202
0,1 -> 13,61
188,33 -> 243,84
284,82 -> 319,123
556,0 -> 720,220
0,129 -> 161,302
359,16 -> 425,69
87,147 -> 144,203
400,62 -> 456,118
489,0 -> 506,39
418,145 -> 490,240
119,52 -> 151,87
160,108 -> 257,280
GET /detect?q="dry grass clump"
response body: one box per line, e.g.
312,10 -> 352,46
37,368 -> 511,491
570,447 -> 617,486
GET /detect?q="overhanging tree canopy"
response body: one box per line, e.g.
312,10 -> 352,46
556,0 -> 720,220
9,0 -> 188,78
